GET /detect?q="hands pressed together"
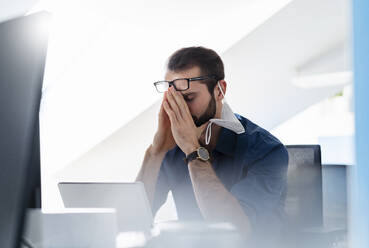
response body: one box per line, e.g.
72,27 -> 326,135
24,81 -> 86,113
162,87 -> 201,156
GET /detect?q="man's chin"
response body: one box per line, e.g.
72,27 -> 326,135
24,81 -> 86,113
195,121 -> 208,128
193,117 -> 211,127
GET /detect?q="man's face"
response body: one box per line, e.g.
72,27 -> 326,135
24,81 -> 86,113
165,66 -> 216,127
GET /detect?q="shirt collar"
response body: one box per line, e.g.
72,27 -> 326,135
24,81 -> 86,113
214,127 -> 237,157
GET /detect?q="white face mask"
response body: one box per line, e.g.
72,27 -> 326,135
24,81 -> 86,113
205,82 -> 245,145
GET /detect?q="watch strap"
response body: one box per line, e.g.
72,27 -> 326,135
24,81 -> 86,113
184,150 -> 198,164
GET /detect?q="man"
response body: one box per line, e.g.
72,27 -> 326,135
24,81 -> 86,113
136,47 -> 288,241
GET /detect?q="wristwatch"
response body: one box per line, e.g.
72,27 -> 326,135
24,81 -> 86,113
184,147 -> 210,164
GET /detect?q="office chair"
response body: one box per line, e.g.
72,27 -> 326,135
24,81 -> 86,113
282,145 -> 347,248
284,145 -> 323,230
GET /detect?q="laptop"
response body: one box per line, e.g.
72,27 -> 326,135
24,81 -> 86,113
58,182 -> 153,232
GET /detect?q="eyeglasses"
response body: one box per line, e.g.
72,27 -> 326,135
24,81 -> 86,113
153,75 -> 217,93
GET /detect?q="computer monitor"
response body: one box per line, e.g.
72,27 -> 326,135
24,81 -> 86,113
0,12 -> 49,248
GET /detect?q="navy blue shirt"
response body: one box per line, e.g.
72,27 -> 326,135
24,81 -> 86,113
152,114 -> 289,234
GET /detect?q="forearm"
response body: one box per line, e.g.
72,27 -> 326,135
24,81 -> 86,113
136,145 -> 167,205
188,160 -> 251,236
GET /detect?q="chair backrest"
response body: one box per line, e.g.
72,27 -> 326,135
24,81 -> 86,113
284,145 -> 323,230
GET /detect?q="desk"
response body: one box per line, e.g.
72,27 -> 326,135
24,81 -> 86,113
24,212 -> 244,248
24,211 -> 347,248
117,222 -> 244,248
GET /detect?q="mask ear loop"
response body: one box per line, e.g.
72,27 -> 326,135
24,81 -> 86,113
205,122 -> 213,145
217,81 -> 225,97
205,82 -> 225,146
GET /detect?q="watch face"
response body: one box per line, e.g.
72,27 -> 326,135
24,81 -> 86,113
198,147 -> 210,161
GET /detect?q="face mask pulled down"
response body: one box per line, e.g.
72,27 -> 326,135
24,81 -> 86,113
204,82 -> 245,145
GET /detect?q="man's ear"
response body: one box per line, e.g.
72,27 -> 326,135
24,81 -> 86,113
214,80 -> 227,101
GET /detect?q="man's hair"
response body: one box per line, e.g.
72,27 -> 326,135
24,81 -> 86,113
167,46 -> 225,94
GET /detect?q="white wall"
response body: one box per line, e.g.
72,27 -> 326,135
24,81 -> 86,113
271,85 -> 354,165
222,0 -> 350,129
